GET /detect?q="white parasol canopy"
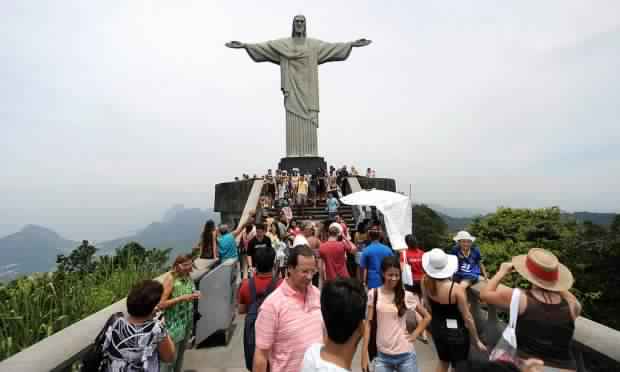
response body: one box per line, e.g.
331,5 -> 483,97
340,189 -> 412,250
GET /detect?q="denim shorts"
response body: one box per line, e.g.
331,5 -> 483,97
375,351 -> 419,372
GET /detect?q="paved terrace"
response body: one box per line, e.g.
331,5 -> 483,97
183,314 -> 439,372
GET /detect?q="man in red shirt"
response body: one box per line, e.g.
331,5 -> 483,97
238,243 -> 282,314
319,225 -> 356,282
404,234 -> 425,294
403,233 -> 428,343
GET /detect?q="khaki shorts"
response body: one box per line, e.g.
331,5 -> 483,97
297,193 -> 307,205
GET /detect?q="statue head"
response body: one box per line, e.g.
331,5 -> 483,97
291,15 -> 307,38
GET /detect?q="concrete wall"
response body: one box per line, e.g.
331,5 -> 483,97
214,180 -> 255,225
354,176 -> 396,192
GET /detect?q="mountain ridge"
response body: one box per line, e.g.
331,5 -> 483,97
0,225 -> 77,280
98,207 -> 220,257
0,207 -> 219,279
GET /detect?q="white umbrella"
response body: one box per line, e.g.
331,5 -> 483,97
340,189 -> 408,206
341,189 -> 412,250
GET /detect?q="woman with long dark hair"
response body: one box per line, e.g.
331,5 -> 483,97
193,220 -> 217,259
362,255 -> 431,372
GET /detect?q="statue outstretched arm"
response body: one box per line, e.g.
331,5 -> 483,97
318,38 -> 371,64
225,41 -> 246,49
351,38 -> 372,47
226,40 -> 280,64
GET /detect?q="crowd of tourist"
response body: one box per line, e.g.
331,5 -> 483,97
91,213 -> 579,372
235,165 -> 378,209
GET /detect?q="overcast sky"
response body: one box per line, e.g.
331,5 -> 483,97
1,1 -> 619,241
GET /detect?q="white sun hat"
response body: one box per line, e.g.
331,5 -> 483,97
422,248 -> 458,279
453,230 -> 476,242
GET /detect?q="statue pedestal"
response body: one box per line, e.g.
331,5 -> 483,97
278,156 -> 327,175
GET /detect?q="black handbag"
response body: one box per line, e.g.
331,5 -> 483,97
368,288 -> 379,361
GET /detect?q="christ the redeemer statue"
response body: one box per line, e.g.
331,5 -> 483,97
226,15 -> 371,157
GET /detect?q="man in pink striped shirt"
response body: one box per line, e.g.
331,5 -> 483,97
254,245 -> 324,372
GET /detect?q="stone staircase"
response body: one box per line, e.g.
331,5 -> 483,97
264,199 -> 357,232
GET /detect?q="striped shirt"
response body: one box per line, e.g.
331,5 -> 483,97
255,279 -> 323,372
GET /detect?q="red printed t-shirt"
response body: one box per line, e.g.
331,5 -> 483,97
319,240 -> 351,281
405,248 -> 425,282
255,279 -> 323,372
339,222 -> 350,239
238,273 -> 283,305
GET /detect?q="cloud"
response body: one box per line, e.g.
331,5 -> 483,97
1,1 -> 619,239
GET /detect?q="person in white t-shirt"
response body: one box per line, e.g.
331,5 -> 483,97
301,278 -> 367,372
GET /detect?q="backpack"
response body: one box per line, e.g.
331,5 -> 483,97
80,311 -> 124,372
243,274 -> 278,371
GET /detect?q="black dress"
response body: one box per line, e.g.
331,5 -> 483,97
428,281 -> 470,362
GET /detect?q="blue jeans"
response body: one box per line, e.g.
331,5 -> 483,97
375,351 -> 419,372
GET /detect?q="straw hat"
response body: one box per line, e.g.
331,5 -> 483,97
453,230 -> 476,242
512,248 -> 573,292
422,248 -> 458,279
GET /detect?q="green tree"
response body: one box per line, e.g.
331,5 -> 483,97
469,207 -> 620,330
56,240 -> 97,273
610,215 -> 620,235
469,207 -> 573,244
412,204 -> 448,249
110,241 -> 170,271
579,220 -> 608,241
560,224 -> 620,329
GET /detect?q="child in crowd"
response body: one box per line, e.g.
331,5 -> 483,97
450,230 -> 488,287
102,280 -> 175,371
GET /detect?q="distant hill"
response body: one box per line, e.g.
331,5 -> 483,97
571,212 -> 617,226
436,212 -> 474,232
433,208 -> 617,233
0,207 -> 220,280
98,207 -> 220,258
427,204 -> 488,219
0,225 -> 77,279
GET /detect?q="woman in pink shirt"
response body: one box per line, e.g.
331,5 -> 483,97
362,256 -> 431,372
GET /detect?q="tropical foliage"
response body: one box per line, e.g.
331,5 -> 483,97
412,204 -> 449,249
414,206 -> 620,330
0,242 -> 170,361
469,208 -> 620,329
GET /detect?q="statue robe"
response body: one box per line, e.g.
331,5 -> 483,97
244,37 -> 353,157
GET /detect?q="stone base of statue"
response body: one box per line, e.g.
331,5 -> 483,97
278,156 -> 327,175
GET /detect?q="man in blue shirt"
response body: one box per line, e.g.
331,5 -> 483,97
360,227 -> 393,289
450,230 -> 488,287
217,224 -> 239,262
326,193 -> 339,220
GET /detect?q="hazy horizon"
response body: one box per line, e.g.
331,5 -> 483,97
2,1 -> 619,241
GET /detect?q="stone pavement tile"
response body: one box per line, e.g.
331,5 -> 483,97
184,315 -> 439,371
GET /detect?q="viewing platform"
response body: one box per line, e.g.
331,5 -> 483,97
1,178 -> 619,372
